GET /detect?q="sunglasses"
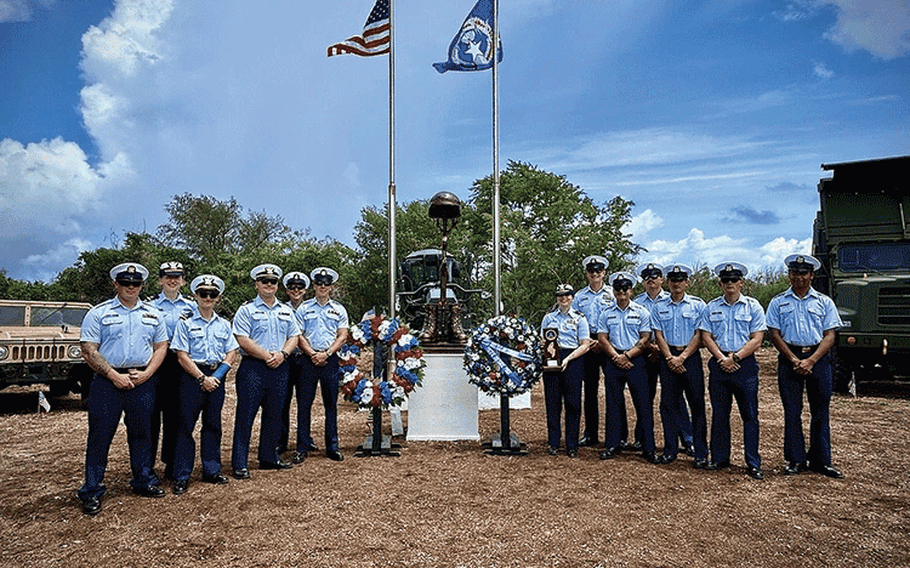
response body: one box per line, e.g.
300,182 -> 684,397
668,276 -> 687,282
643,274 -> 662,281
116,281 -> 142,288
586,267 -> 605,273
196,290 -> 220,299
612,284 -> 632,292
720,277 -> 741,284
555,292 -> 573,298
286,284 -> 306,291
258,278 -> 279,285
313,279 -> 333,286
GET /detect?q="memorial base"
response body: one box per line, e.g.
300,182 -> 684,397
355,434 -> 401,457
406,351 -> 479,441
483,431 -> 528,456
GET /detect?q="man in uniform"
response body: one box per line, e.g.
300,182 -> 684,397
77,263 -> 169,515
150,261 -> 195,480
767,254 -> 844,478
698,262 -> 767,480
571,255 -> 614,448
230,264 -> 300,479
596,271 -> 659,464
296,267 -> 349,463
278,271 -> 313,459
651,264 -> 708,467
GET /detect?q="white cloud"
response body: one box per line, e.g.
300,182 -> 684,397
0,0 -> 52,23
623,209 -> 663,240
813,61 -> 834,79
821,0 -> 910,60
23,238 -> 93,281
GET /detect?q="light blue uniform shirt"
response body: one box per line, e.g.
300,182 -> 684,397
540,308 -> 589,349
232,296 -> 300,354
80,297 -> 168,368
651,294 -> 707,347
171,307 -> 239,366
596,301 -> 652,351
572,285 -> 615,336
634,290 -> 670,315
766,287 -> 842,346
697,294 -> 767,352
296,298 -> 350,351
151,292 -> 196,340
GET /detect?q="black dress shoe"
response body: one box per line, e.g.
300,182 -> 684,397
642,452 -> 660,464
201,473 -> 230,485
232,468 -> 250,480
746,466 -> 764,480
599,447 -> 616,460
619,440 -> 642,452
705,460 -> 731,471
658,454 -> 677,464
683,444 -> 696,457
81,497 -> 102,515
292,451 -> 308,464
172,480 -> 189,495
810,464 -> 844,479
308,443 -> 319,452
326,450 -> 344,462
260,459 -> 293,470
548,446 -> 559,456
783,461 -> 807,475
133,484 -> 166,498
578,436 -> 598,447
566,448 -> 578,458
692,458 -> 710,469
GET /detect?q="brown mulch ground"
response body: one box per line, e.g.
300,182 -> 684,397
1,347 -> 908,568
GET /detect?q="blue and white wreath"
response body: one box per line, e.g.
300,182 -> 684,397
464,314 -> 541,397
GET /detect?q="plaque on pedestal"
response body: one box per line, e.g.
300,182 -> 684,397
542,327 -> 562,371
406,352 -> 479,441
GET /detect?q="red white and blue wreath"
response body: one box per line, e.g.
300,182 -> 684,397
338,313 -> 425,409
464,314 -> 541,397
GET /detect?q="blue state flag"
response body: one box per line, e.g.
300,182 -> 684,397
433,0 -> 503,73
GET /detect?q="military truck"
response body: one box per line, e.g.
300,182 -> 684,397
812,156 -> 910,392
0,300 -> 94,399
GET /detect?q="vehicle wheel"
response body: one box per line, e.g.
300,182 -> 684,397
833,356 -> 854,396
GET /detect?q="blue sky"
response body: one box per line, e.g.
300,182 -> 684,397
1,0 -> 908,282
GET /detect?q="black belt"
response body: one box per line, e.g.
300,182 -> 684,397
786,343 -> 818,354
112,366 -> 147,373
668,345 -> 687,355
194,363 -> 218,373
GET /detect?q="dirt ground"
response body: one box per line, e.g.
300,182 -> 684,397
1,347 -> 908,568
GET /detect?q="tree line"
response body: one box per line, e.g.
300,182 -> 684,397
1,161 -> 788,324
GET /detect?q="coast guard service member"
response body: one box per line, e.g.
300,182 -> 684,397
766,254 -> 844,479
698,262 -> 767,480
150,261 -> 195,479
541,284 -> 592,457
296,267 -> 349,462
278,271 -> 313,461
596,271 -> 658,463
77,262 -> 169,515
170,275 -> 239,494
651,264 -> 709,467
230,264 -> 300,479
571,255 -> 614,448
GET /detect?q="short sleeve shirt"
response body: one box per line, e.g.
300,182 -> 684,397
540,308 -> 589,349
572,285 -> 615,335
232,296 -> 300,353
80,296 -> 168,368
697,294 -> 767,352
296,298 -> 350,351
151,292 -> 196,340
651,294 -> 707,347
596,301 -> 652,351
766,287 -> 842,346
171,307 -> 239,366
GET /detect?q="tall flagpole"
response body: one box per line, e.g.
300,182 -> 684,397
492,0 -> 500,318
388,0 -> 397,320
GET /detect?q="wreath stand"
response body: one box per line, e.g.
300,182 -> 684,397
355,338 -> 401,457
484,394 -> 528,456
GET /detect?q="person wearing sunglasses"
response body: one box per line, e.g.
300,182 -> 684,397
230,264 -> 301,479
170,275 -> 238,494
596,271 -> 659,464
278,271 -> 315,462
651,264 -> 709,467
541,284 -> 592,457
295,267 -> 349,462
766,254 -> 844,479
697,262 -> 767,480
571,254 -> 615,449
77,262 -> 169,515
149,261 -> 195,483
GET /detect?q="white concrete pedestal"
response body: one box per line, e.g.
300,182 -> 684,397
406,352 -> 480,441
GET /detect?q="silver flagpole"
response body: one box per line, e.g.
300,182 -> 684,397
492,0 -> 500,318
388,0 -> 397,320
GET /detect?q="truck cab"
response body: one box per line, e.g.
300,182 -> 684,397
812,156 -> 910,391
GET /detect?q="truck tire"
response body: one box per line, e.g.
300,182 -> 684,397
833,355 -> 855,396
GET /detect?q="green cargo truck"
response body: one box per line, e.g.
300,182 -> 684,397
812,156 -> 910,393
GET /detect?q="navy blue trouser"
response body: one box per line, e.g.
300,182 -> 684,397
708,355 -> 761,469
150,350 -> 180,471
604,354 -> 655,454
79,373 -> 159,501
543,348 -> 584,450
298,354 -> 340,453
231,358 -> 288,470
278,353 -> 305,452
581,347 -> 606,442
778,350 -> 833,467
659,350 -> 707,460
174,366 -> 226,481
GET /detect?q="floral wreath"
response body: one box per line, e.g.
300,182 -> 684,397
463,314 -> 541,397
338,313 -> 425,409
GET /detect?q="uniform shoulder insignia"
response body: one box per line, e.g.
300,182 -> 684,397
179,311 -> 193,320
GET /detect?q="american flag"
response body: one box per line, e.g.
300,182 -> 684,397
327,0 -> 390,57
